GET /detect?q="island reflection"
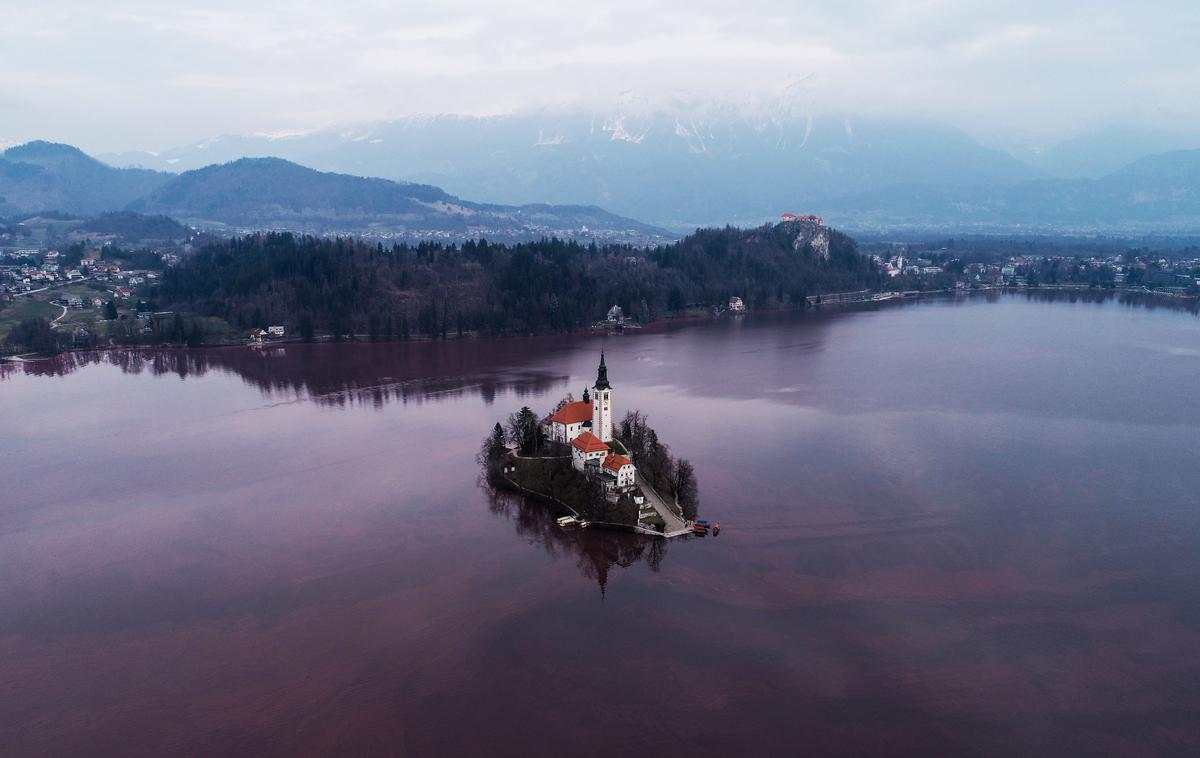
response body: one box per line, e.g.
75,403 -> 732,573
483,486 -> 671,596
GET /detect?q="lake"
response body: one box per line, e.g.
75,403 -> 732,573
2,293 -> 1200,756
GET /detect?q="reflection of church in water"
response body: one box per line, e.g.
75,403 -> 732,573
484,488 -> 667,598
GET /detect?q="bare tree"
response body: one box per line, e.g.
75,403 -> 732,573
550,392 -> 576,415
669,458 -> 699,520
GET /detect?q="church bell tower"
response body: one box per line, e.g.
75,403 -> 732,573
592,351 -> 613,442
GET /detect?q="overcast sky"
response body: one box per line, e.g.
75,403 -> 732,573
3,0 -> 1198,153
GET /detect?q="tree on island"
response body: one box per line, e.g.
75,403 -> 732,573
550,392 -> 576,415
670,458 -> 699,521
617,410 -> 699,519
623,415 -> 671,486
478,422 -> 508,481
506,406 -> 545,455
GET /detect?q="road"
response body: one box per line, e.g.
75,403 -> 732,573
11,275 -> 95,299
6,275 -> 100,330
636,474 -> 689,536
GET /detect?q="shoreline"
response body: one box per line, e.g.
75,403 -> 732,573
4,285 -> 1196,364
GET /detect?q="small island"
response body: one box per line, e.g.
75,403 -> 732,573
481,352 -> 701,537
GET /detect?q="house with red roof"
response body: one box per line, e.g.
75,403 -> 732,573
570,430 -> 610,470
601,453 -> 636,489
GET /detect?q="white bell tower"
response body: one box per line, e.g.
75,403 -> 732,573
592,351 -> 613,442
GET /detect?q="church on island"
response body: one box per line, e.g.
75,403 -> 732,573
546,353 -> 637,491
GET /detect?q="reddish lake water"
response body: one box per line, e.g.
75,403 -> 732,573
2,293 -> 1200,756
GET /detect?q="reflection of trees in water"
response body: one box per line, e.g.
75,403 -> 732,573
482,485 -> 667,597
1017,288 -> 1200,315
0,344 -> 567,407
5,292 -> 1194,389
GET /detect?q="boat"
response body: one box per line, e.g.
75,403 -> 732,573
556,516 -> 578,528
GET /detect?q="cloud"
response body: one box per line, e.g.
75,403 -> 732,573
1,0 -> 1198,152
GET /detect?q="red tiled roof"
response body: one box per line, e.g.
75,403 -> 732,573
548,400 -> 592,425
570,431 -> 609,454
602,454 -> 632,472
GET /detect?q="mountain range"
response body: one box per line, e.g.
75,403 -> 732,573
96,109 -> 1200,234
827,150 -> 1200,232
100,111 -> 1040,230
7,106 -> 1200,238
0,142 -> 671,243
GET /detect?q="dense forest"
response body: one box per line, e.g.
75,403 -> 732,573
155,222 -> 877,339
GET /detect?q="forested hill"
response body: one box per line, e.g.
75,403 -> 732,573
0,141 -> 168,216
128,157 -> 670,241
0,142 -> 669,243
157,221 -> 875,339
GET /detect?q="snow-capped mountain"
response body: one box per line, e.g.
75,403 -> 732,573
101,106 -> 1042,231
96,103 -> 1200,233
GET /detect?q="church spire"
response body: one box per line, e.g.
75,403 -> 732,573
594,351 -> 611,390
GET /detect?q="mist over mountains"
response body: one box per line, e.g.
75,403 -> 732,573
97,108 -> 1200,235
103,110 -> 1040,230
5,106 -> 1199,239
1022,127 -> 1200,180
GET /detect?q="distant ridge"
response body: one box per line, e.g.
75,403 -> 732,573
0,143 -> 672,243
0,141 -> 169,216
826,149 -> 1200,232
99,112 -> 1042,230
99,110 -> 1200,234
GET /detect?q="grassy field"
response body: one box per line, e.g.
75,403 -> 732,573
3,275 -> 257,347
0,280 -> 112,339
0,298 -> 62,340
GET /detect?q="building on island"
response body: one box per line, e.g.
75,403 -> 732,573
546,388 -> 593,443
554,352 -> 636,492
601,454 -> 636,489
570,430 -> 610,470
728,296 -> 746,312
